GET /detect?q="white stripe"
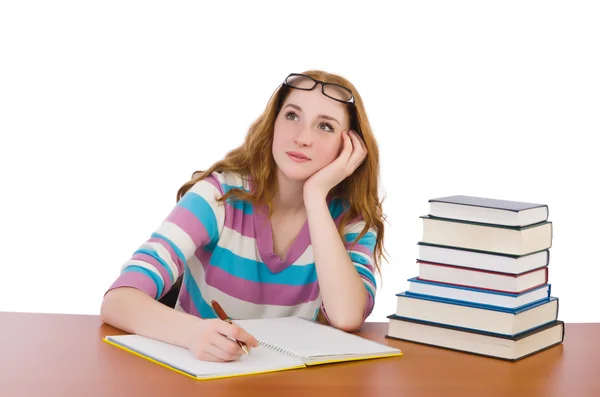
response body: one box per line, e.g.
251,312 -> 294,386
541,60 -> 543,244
353,261 -> 375,276
174,300 -> 184,312
215,171 -> 250,192
364,281 -> 376,297
343,220 -> 369,234
351,260 -> 377,294
217,225 -> 257,261
218,226 -> 314,268
155,221 -> 196,261
121,259 -> 165,285
139,241 -> 180,281
293,245 -> 314,266
186,255 -> 321,321
187,179 -> 226,234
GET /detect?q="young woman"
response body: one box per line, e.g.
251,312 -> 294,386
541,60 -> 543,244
100,70 -> 386,363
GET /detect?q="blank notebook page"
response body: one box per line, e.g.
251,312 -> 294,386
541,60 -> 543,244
236,317 -> 400,358
106,334 -> 304,378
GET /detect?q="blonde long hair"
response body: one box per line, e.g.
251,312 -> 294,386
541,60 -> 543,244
176,70 -> 387,273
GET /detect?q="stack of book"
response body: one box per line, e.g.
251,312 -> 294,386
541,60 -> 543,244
386,195 -> 565,361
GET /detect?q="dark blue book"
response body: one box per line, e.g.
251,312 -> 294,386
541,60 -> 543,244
428,195 -> 549,227
386,315 -> 564,361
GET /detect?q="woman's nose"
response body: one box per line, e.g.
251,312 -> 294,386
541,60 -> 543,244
294,125 -> 313,147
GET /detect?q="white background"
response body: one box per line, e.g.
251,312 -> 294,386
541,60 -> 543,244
1,1 -> 598,323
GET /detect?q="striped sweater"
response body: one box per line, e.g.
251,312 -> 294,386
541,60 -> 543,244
106,171 -> 377,324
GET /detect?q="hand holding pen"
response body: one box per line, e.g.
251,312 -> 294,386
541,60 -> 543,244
185,301 -> 258,362
211,300 -> 251,355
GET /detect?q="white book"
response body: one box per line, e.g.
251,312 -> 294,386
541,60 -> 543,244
387,316 -> 564,361
420,216 -> 552,256
104,317 -> 402,380
427,195 -> 549,227
394,293 -> 559,336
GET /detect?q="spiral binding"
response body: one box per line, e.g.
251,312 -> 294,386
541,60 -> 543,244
258,341 -> 303,359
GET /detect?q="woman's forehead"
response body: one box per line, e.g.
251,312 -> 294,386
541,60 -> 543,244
283,89 -> 348,121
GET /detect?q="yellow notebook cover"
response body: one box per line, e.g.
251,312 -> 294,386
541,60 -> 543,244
104,316 -> 402,380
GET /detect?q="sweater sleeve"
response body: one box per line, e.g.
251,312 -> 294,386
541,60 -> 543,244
105,174 -> 225,300
320,216 -> 378,325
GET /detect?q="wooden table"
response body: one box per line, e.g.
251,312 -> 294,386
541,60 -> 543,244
0,312 -> 598,397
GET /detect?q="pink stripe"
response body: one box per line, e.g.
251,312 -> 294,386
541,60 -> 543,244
224,204 -> 256,237
363,289 -> 374,318
131,253 -> 173,289
345,241 -> 373,256
165,206 -> 211,247
204,264 -> 320,305
333,213 -> 344,227
178,282 -> 202,318
148,237 -> 184,274
204,174 -> 224,194
105,271 -> 158,299
195,246 -> 213,264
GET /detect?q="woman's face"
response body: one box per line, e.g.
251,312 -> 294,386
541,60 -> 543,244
272,87 -> 351,182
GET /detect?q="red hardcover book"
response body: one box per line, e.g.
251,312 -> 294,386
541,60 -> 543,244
416,260 -> 548,294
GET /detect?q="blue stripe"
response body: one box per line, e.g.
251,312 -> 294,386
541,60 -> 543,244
312,307 -> 321,321
349,252 -> 370,265
345,232 -> 376,252
133,248 -> 174,284
328,199 -> 347,219
210,246 -> 317,285
355,265 -> 377,290
183,266 -> 217,319
177,191 -> 219,243
222,183 -> 253,215
222,183 -> 249,193
151,232 -> 186,265
123,266 -> 164,299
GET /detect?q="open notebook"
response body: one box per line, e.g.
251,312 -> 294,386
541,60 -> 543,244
104,316 -> 402,380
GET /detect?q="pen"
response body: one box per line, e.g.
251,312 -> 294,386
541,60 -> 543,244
210,300 -> 250,355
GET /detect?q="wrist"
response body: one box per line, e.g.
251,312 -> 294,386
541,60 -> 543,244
303,186 -> 328,203
180,314 -> 206,350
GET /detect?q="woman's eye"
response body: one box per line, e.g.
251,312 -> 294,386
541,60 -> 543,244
320,122 -> 335,132
285,111 -> 298,121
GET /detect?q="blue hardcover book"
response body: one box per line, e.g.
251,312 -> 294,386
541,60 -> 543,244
394,292 -> 559,337
406,277 -> 551,310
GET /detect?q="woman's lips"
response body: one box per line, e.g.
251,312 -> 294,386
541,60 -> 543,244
286,152 -> 311,162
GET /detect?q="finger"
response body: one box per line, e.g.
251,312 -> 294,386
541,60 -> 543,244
205,342 -> 242,362
338,130 -> 353,163
195,350 -> 228,363
216,321 -> 259,348
347,130 -> 361,153
349,130 -> 365,152
353,130 -> 367,152
347,131 -> 366,165
211,332 -> 245,356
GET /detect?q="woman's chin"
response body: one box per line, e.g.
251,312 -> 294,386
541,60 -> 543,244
277,165 -> 314,182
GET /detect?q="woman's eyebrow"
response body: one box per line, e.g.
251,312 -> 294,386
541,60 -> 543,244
283,103 -> 341,125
